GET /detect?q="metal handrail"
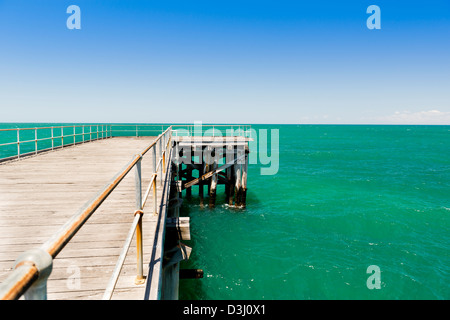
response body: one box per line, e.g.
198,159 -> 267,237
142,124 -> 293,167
171,124 -> 252,138
0,124 -> 109,132
0,125 -> 112,162
0,126 -> 173,300
0,124 -> 251,162
102,209 -> 143,300
0,124 -> 166,133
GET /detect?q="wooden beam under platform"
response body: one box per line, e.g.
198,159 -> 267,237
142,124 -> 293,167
183,154 -> 245,189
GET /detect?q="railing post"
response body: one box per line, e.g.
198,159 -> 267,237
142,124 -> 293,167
17,128 -> 20,159
13,248 -> 53,300
135,157 -> 142,214
61,127 -> 64,148
33,128 -> 38,154
158,139 -> 163,187
51,127 -> 54,150
152,146 -> 156,177
153,174 -> 158,215
73,126 -> 76,146
134,157 -> 145,285
82,126 -> 85,143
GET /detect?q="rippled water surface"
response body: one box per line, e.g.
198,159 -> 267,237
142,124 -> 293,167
179,125 -> 450,299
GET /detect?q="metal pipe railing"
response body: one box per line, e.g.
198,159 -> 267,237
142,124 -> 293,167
171,124 -> 252,138
0,125 -> 111,162
0,126 -> 173,300
102,172 -> 159,300
0,124 -> 250,162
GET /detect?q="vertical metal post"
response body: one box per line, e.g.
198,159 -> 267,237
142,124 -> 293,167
162,132 -> 166,173
35,128 -> 38,155
158,139 -> 163,186
61,127 -> 64,148
73,126 -> 76,146
136,125 -> 138,137
134,158 -> 144,285
82,126 -> 85,143
17,128 -> 20,159
153,174 -> 157,215
152,146 -> 156,175
97,125 -> 99,140
162,152 -> 166,174
135,158 -> 142,212
51,127 -> 54,150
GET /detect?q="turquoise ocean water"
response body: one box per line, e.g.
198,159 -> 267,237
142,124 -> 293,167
1,124 -> 449,299
179,125 -> 449,300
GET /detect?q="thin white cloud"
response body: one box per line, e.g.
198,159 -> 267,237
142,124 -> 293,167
384,110 -> 450,125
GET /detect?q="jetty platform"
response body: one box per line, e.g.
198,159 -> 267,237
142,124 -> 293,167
0,124 -> 251,300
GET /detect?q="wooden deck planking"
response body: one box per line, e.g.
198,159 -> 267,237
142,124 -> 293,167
0,137 -> 169,300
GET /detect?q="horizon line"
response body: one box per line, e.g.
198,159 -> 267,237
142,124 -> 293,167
0,122 -> 449,126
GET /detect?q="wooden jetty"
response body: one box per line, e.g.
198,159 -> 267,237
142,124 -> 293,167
0,125 -> 251,300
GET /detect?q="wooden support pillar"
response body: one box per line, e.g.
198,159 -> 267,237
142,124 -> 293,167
228,148 -> 236,206
234,145 -> 246,207
241,151 -> 248,207
209,148 -> 218,208
186,164 -> 192,198
234,161 -> 242,207
225,166 -> 231,204
175,141 -> 182,199
199,147 -> 204,207
177,163 -> 183,199
224,145 -> 232,204
204,146 -> 211,196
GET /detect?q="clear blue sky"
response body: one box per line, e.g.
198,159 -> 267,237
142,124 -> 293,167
0,0 -> 449,124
